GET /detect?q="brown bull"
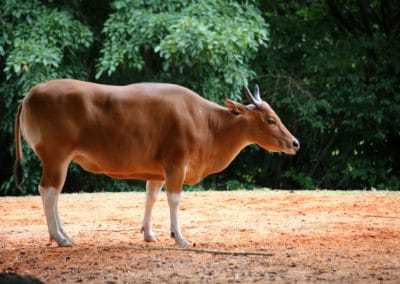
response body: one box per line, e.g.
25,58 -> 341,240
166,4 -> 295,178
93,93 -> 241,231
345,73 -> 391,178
14,79 -> 299,246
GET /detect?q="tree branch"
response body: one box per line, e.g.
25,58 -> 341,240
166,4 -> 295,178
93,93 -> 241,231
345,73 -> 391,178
99,245 -> 275,256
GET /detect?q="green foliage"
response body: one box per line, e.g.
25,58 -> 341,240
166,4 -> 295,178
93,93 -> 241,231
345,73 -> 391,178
1,0 -> 399,195
0,0 -> 93,194
225,180 -> 242,191
96,0 -> 268,102
1,0 -> 92,88
252,0 -> 400,189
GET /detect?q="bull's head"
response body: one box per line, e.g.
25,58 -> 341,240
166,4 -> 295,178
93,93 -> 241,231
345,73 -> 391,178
225,85 -> 300,155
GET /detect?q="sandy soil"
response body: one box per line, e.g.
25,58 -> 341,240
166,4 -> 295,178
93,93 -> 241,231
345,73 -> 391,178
1,190 -> 400,283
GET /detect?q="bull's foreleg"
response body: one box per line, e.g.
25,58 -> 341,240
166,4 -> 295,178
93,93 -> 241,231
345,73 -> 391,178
39,186 -> 74,246
141,180 -> 164,242
167,191 -> 189,245
164,164 -> 190,245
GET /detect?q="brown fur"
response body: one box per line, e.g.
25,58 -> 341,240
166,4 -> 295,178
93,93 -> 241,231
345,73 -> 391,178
15,79 -> 298,192
14,79 -> 299,245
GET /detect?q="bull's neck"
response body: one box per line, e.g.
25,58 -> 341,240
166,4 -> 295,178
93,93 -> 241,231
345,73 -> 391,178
210,108 -> 251,164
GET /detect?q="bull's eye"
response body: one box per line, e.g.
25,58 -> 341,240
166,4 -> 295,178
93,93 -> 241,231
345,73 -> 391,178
267,118 -> 276,125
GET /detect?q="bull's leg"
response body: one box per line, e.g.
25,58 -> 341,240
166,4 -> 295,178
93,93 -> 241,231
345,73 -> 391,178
165,166 -> 189,245
54,193 -> 74,243
39,186 -> 73,246
167,191 -> 189,245
141,180 -> 164,242
38,153 -> 72,247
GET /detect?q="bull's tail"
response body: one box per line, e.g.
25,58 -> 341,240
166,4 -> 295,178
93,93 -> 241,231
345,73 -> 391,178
14,103 -> 24,190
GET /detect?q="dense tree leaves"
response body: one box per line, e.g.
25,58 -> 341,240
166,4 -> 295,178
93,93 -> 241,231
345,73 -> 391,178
0,0 -> 94,194
0,0 -> 399,195
254,0 -> 400,189
96,0 -> 268,102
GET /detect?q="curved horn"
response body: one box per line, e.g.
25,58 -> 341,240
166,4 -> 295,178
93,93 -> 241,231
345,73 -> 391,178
254,84 -> 261,101
244,85 -> 262,108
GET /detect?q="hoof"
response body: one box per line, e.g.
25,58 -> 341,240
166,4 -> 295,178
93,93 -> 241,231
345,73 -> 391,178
57,238 -> 74,247
144,235 -> 158,242
175,238 -> 190,245
171,232 -> 190,245
141,226 -> 158,242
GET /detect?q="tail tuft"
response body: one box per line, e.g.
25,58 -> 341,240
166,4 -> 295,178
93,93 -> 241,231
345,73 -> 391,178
14,160 -> 24,190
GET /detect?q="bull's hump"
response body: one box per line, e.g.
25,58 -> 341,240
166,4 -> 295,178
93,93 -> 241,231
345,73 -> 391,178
124,83 -> 200,100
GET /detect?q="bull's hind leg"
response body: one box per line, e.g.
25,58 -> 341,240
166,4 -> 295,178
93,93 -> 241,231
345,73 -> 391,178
37,151 -> 73,247
141,180 -> 164,242
39,186 -> 73,246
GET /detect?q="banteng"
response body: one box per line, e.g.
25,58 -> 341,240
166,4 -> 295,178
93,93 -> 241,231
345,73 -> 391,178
14,80 -> 299,246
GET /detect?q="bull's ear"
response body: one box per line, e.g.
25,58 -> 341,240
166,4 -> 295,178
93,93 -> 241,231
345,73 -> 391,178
224,99 -> 248,115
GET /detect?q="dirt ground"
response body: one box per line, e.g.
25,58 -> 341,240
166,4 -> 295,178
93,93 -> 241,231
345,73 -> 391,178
1,190 -> 400,283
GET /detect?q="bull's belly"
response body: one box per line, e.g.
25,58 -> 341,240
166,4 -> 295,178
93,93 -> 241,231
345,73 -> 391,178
72,153 -> 165,181
73,156 -> 209,185
72,151 -> 221,185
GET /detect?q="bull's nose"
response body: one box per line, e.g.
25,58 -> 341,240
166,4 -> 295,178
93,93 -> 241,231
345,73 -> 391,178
292,139 -> 300,151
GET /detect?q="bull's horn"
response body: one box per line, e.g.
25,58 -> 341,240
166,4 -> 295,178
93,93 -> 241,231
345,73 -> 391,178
244,85 -> 262,108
